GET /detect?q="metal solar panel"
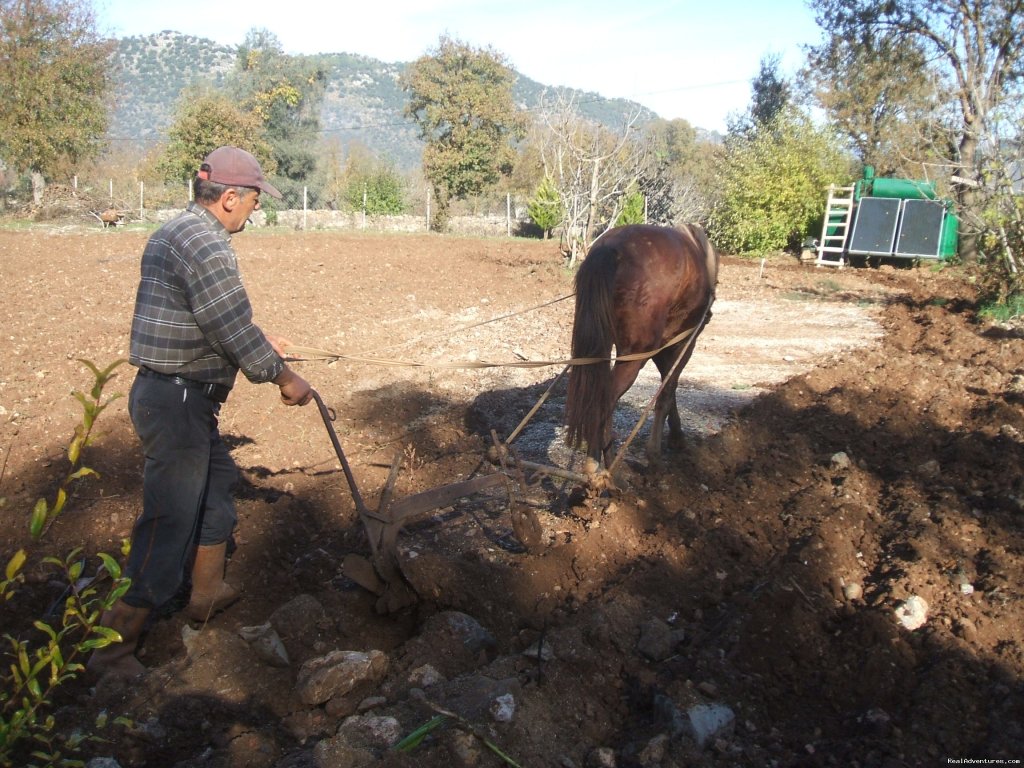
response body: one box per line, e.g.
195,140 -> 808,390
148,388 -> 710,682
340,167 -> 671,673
895,200 -> 945,259
847,198 -> 900,255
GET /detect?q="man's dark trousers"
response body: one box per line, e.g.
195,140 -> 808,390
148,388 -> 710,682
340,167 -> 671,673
123,373 -> 238,609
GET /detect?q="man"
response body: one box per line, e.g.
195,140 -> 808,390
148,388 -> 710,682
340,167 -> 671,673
88,147 -> 312,679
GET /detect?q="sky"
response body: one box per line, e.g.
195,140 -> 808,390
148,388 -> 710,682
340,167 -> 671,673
93,0 -> 823,134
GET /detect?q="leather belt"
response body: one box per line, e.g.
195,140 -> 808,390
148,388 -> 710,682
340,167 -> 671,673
138,367 -> 231,403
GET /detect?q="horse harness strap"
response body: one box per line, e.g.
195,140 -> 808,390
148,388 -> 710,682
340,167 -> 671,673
285,312 -> 708,372
284,286 -> 714,371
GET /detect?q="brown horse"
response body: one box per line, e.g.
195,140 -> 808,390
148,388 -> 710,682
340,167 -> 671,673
564,223 -> 719,467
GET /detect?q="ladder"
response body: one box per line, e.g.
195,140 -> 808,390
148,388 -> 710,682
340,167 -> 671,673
815,185 -> 855,267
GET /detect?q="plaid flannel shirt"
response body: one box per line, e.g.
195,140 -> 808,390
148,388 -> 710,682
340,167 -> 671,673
128,202 -> 285,388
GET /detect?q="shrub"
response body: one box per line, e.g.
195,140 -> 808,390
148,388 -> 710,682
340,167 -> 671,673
708,108 -> 853,256
526,175 -> 563,239
615,184 -> 646,226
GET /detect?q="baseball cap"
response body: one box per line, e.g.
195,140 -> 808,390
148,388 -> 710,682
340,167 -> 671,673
197,146 -> 282,199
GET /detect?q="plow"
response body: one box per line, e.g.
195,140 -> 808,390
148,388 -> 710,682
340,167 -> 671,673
298,302 -> 708,614
308,386 -> 595,614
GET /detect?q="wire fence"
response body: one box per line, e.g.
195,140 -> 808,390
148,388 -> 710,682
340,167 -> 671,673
46,174 -> 540,238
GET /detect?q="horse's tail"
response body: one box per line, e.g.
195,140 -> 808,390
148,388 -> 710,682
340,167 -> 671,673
686,223 -> 720,295
565,244 -> 617,453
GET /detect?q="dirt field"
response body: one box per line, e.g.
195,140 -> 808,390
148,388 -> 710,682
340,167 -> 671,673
1,224 -> 1022,767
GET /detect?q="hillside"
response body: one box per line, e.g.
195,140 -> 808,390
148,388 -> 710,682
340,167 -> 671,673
109,31 -> 685,171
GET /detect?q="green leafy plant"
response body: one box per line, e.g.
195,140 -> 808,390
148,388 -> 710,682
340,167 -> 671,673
707,107 -> 853,256
615,183 -> 646,226
1,550 -> 132,767
526,175 -> 564,239
979,292 -> 1024,323
1,359 -> 134,767
394,714 -> 446,751
395,710 -> 522,767
30,359 -> 126,541
344,169 -> 406,215
262,199 -> 279,226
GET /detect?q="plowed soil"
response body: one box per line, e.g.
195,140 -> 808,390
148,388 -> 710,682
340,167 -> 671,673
1,225 -> 1021,767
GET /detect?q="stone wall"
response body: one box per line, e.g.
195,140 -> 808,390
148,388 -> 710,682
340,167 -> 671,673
147,209 -> 530,238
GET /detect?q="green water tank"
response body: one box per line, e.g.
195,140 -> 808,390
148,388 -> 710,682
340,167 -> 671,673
940,209 -> 959,260
871,177 -> 937,200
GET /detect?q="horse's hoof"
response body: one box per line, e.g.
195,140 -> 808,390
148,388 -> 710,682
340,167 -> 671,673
643,454 -> 665,472
588,470 -> 617,495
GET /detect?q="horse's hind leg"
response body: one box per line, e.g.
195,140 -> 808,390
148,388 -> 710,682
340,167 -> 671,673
666,397 -> 683,448
647,384 -> 680,461
652,344 -> 694,456
602,358 -> 645,466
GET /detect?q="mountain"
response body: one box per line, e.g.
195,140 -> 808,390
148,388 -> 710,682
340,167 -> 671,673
110,32 -> 237,144
108,31 -> 668,171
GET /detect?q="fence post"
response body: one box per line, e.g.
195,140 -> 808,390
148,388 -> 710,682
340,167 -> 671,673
303,186 -> 308,230
426,187 -> 430,230
140,181 -> 144,218
109,179 -> 113,201
362,182 -> 367,229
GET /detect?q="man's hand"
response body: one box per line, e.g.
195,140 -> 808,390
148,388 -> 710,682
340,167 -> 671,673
265,333 -> 293,359
273,367 -> 312,406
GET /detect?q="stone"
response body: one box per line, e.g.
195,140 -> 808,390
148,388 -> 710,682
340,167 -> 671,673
830,451 -> 851,471
338,714 -> 402,749
357,695 -> 387,712
311,734 -> 375,768
894,596 -> 929,631
270,594 -> 326,639
238,622 -> 290,668
408,663 -> 444,687
400,611 -> 497,679
449,729 -> 484,767
687,703 -> 736,749
521,639 -> 554,662
490,692 -> 516,723
636,618 -> 684,662
442,675 -> 522,722
427,611 -> 496,657
295,649 -> 389,707
586,746 -> 617,768
637,734 -> 669,766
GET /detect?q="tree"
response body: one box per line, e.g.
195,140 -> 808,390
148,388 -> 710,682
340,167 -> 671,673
615,183 -> 646,226
316,135 -> 347,209
158,90 -> 273,183
0,0 -> 113,203
646,119 -> 700,178
801,28 -> 945,177
526,175 -> 564,239
708,108 -> 854,256
808,0 -> 1024,261
323,139 -> 403,215
232,28 -> 326,204
402,35 -> 526,231
749,54 -> 793,128
529,91 -> 651,264
343,167 -> 405,216
643,118 -> 717,225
